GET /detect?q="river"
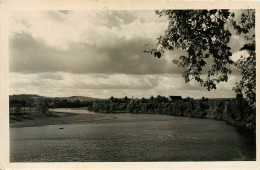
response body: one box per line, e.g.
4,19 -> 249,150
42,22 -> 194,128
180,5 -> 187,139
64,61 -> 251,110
10,108 -> 256,161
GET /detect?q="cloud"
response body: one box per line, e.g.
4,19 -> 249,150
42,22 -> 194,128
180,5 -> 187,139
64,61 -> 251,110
228,35 -> 245,53
9,10 -> 243,99
9,11 -> 173,75
10,32 -> 183,75
10,72 -> 238,99
9,11 -> 167,50
38,73 -> 64,80
9,10 -> 244,76
231,50 -> 250,62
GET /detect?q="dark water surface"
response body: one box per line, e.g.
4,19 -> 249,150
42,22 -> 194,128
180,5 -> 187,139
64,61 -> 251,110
10,112 -> 256,162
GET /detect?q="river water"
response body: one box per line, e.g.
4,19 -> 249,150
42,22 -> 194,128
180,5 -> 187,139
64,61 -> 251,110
10,109 -> 256,162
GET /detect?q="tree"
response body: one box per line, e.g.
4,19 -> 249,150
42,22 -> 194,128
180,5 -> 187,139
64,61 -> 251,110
146,9 -> 255,109
141,97 -> 146,103
110,96 -> 115,102
232,10 -> 255,109
149,96 -> 155,102
123,96 -> 130,103
201,97 -> 209,102
35,98 -> 49,113
14,103 -> 22,114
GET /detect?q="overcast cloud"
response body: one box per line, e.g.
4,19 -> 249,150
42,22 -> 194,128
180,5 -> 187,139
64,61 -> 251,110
9,10 -> 244,99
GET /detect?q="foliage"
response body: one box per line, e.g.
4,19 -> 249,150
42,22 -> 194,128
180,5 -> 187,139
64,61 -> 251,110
232,10 -> 255,109
35,98 -> 50,113
9,94 -> 255,131
145,9 -> 255,109
145,10 -> 234,90
14,104 -> 22,113
88,96 -> 255,131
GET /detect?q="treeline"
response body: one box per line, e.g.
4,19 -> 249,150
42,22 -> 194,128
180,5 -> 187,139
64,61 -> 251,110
10,95 -> 93,113
9,94 -> 255,131
88,95 -> 255,131
49,98 -> 93,108
88,96 -> 212,115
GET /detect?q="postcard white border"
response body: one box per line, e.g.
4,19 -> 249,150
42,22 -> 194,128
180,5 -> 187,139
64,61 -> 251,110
0,0 -> 259,169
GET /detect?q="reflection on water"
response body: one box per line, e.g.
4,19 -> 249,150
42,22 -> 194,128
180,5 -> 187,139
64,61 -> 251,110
51,108 -> 95,114
10,110 -> 256,162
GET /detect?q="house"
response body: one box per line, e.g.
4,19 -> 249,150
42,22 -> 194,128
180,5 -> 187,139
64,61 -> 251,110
169,96 -> 182,101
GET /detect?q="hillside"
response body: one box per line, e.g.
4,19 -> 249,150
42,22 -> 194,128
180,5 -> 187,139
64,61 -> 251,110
63,96 -> 99,102
10,94 -> 100,102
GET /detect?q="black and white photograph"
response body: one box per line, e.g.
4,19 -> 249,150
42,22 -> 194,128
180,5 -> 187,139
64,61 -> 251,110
0,1 -> 258,169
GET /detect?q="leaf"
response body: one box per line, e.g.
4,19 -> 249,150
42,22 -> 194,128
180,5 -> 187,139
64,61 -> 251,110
147,9 -> 255,109
154,52 -> 161,58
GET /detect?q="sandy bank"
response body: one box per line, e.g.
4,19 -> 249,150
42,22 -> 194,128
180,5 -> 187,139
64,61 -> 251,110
10,111 -> 116,128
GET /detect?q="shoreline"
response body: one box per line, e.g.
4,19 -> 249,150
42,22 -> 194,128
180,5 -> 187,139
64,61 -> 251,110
9,110 -> 255,134
95,111 -> 256,133
9,111 -> 113,128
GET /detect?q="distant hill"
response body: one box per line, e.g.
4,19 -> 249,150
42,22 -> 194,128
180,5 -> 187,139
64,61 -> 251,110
58,96 -> 99,102
194,97 -> 235,101
10,94 -> 100,102
10,94 -> 43,100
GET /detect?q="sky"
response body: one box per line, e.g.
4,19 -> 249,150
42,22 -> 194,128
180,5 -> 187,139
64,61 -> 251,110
9,10 -> 247,99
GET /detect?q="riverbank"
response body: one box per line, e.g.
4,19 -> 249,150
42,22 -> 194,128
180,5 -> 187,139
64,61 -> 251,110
9,110 -> 115,128
89,98 -> 256,132
93,110 -> 255,133
10,108 -> 255,134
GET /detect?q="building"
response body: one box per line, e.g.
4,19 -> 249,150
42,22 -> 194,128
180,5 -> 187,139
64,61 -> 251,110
169,96 -> 182,101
